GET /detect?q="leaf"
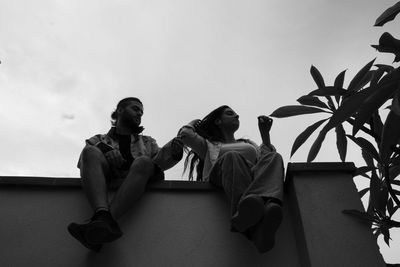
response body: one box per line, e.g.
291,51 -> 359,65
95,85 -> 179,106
370,111 -> 383,142
382,227 -> 391,246
310,65 -> 325,89
375,64 -> 395,74
370,68 -> 386,86
369,170 -> 386,214
307,129 -> 327,162
308,86 -> 347,97
320,87 -> 376,137
347,59 -> 376,92
296,95 -> 330,109
334,70 -> 347,103
347,135 -> 381,163
358,187 -> 370,199
334,70 -> 346,89
380,110 -> 400,163
270,105 -> 329,118
375,1 -> 400,26
389,165 -> 400,180
394,189 -> 400,196
342,209 -> 377,223
387,198 -> 395,216
372,32 -> 400,63
335,124 -> 347,162
290,118 -> 328,157
355,166 -> 376,176
353,73 -> 400,135
392,89 -> 400,116
309,65 -> 337,111
362,149 -> 375,168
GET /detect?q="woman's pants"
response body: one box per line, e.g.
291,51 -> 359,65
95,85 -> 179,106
209,150 -> 284,216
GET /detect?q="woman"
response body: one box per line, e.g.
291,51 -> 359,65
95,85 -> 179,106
178,105 -> 284,253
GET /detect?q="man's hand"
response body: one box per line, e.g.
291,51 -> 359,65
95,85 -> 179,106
104,150 -> 127,169
258,115 -> 273,146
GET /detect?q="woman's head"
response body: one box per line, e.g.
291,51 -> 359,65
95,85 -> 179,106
184,105 -> 240,180
196,105 -> 240,142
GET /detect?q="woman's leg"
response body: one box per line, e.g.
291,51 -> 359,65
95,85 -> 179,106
241,151 -> 285,203
209,151 -> 254,216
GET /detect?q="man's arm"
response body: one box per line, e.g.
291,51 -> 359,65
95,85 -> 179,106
152,137 -> 184,171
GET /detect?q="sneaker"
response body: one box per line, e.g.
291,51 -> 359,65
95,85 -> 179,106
85,210 -> 123,244
251,202 -> 283,253
231,194 -> 265,232
67,222 -> 102,252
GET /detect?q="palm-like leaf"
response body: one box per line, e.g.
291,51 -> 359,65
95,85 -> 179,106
336,124 -> 347,162
375,1 -> 400,26
270,105 -> 329,118
297,95 -> 330,109
347,135 -> 381,163
290,118 -> 328,157
347,59 -> 376,92
334,70 -> 347,103
380,110 -> 400,163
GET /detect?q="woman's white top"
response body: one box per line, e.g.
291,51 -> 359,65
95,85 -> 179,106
178,125 -> 275,181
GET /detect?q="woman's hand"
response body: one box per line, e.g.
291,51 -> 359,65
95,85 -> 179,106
188,119 -> 202,129
258,115 -> 273,146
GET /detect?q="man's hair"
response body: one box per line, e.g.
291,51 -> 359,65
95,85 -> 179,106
111,97 -> 143,126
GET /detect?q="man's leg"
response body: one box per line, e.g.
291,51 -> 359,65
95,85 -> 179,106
68,145 -> 111,251
79,145 -> 111,211
109,156 -> 156,220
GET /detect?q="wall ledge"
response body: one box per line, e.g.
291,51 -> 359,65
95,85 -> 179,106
0,176 -> 218,191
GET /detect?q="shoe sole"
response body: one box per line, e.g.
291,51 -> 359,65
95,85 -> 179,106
67,223 -> 102,252
231,195 -> 265,232
253,203 -> 283,253
85,221 -> 123,244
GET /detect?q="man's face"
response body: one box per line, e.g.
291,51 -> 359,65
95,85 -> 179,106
118,101 -> 144,129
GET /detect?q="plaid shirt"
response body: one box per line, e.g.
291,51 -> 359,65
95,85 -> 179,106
78,127 -> 182,172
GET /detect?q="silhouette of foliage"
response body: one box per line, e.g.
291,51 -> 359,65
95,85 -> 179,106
271,1 -> 400,246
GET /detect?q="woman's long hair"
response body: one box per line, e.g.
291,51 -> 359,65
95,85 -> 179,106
183,105 -> 230,181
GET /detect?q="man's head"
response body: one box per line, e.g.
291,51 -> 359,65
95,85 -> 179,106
111,97 -> 144,132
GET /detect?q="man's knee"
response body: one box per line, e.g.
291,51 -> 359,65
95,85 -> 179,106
129,156 -> 155,175
80,145 -> 107,165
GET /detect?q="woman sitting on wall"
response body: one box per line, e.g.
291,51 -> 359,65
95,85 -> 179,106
178,105 -> 285,253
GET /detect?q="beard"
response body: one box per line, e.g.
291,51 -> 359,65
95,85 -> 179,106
120,115 -> 144,134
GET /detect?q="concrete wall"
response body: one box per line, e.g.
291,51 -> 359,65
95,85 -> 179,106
0,180 -> 299,267
0,162 -> 387,267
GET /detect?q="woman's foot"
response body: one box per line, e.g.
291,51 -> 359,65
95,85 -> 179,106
231,194 -> 265,232
250,202 -> 283,253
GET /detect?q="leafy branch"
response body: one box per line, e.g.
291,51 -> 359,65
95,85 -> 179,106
270,1 -> 400,245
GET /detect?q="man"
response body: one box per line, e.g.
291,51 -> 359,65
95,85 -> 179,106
68,97 -> 183,252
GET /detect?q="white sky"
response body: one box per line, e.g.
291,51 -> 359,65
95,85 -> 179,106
0,0 -> 399,263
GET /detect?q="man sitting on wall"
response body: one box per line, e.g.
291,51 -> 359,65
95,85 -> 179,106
68,97 -> 183,252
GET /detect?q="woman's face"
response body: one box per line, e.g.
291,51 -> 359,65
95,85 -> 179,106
215,107 -> 240,131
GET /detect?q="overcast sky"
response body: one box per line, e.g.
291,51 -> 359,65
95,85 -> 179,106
0,0 -> 399,262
